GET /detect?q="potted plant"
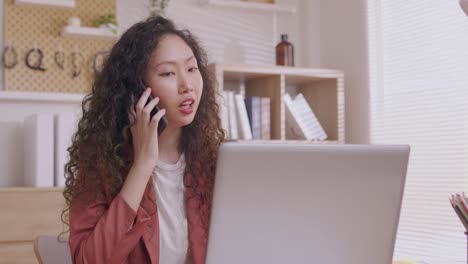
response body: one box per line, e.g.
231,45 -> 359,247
93,13 -> 118,35
149,0 -> 170,17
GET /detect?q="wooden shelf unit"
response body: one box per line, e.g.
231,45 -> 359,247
209,63 -> 345,143
201,0 -> 296,13
0,187 -> 65,264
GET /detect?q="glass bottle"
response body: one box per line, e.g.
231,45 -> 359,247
275,34 -> 294,66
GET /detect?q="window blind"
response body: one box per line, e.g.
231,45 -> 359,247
367,1 -> 468,263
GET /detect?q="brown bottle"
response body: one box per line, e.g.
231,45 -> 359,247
276,34 -> 294,66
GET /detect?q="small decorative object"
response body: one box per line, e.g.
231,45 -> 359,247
55,52 -> 65,69
71,50 -> 84,79
149,0 -> 170,17
92,13 -> 117,35
93,50 -> 110,76
54,43 -> 65,70
449,192 -> 468,263
2,42 -> 18,69
275,34 -> 294,67
25,44 -> 46,72
68,16 -> 81,27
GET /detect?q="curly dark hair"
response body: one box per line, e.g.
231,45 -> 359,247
61,16 -> 225,234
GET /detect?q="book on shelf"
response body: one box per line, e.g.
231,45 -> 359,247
226,91 -> 239,140
260,97 -> 271,140
449,192 -> 468,231
283,93 -> 327,141
234,94 -> 253,140
54,113 -> 79,187
220,92 -> 271,141
23,114 -> 54,187
245,96 -> 262,140
219,91 -> 230,138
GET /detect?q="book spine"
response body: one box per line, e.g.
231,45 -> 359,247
293,93 -> 327,141
219,91 -> 230,139
283,93 -> 305,140
23,114 -> 54,187
235,94 -> 253,140
245,96 -> 261,140
260,97 -> 271,140
54,113 -> 79,187
227,91 -> 238,139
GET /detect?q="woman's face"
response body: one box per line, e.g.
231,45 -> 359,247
144,34 -> 203,129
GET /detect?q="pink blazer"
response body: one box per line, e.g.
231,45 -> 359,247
69,170 -> 211,264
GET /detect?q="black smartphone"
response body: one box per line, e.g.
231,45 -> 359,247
139,80 -> 168,136
146,95 -> 168,136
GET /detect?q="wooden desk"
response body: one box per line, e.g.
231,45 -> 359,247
0,188 -> 64,264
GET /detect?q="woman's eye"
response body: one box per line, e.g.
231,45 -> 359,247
188,67 -> 198,72
159,72 -> 174,77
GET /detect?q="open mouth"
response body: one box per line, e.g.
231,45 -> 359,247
179,99 -> 195,113
180,100 -> 193,109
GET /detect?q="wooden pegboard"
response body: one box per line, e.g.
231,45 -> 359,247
3,0 -> 116,93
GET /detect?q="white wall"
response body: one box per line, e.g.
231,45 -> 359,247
0,0 -> 373,185
318,0 -> 370,144
0,0 -> 309,186
303,0 -> 321,68
0,0 -> 308,92
117,0 -> 306,66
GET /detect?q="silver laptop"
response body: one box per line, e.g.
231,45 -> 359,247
206,143 -> 410,264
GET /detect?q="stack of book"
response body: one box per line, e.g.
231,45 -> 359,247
449,192 -> 468,231
220,91 -> 271,140
283,93 -> 327,141
245,95 -> 270,140
23,113 -> 79,187
219,91 -> 328,141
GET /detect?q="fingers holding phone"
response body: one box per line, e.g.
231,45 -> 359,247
142,95 -> 160,123
143,94 -> 166,136
149,105 -> 167,136
130,88 -> 166,168
147,95 -> 168,136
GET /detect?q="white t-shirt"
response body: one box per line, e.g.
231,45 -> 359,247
152,154 -> 189,264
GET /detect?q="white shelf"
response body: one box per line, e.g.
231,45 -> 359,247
228,140 -> 340,144
61,26 -> 118,41
202,0 -> 296,13
15,0 -> 75,9
0,90 -> 85,103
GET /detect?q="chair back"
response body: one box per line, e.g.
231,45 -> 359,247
33,235 -> 72,264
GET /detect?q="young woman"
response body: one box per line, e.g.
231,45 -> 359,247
62,16 -> 225,264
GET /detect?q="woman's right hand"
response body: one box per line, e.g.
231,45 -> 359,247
122,88 -> 166,211
129,88 -> 166,173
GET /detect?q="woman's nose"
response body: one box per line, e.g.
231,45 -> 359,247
178,73 -> 193,93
